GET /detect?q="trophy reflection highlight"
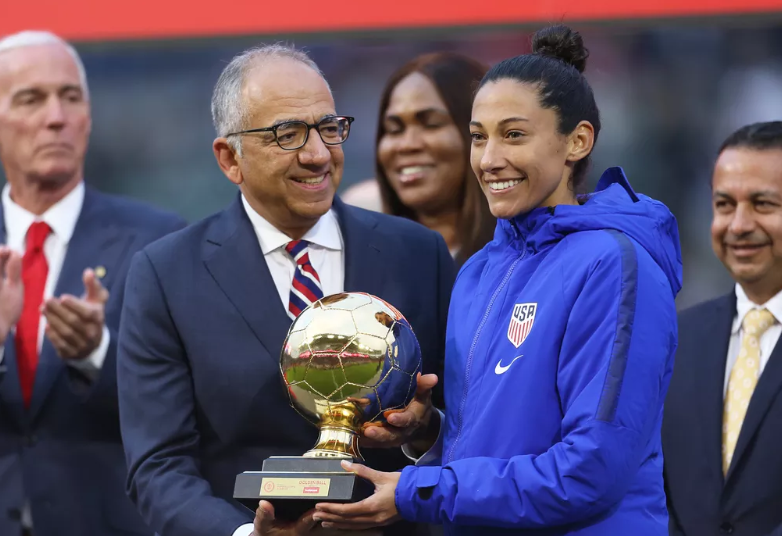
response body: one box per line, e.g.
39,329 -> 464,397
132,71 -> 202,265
234,292 -> 422,519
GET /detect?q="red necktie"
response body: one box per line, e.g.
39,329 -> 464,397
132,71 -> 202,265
15,221 -> 51,407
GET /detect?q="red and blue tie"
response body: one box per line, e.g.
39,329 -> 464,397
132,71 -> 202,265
285,240 -> 324,319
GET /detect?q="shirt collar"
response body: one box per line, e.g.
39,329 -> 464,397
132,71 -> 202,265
240,194 -> 343,256
2,181 -> 85,251
732,283 -> 782,333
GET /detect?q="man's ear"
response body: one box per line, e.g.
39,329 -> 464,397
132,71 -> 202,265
213,138 -> 243,185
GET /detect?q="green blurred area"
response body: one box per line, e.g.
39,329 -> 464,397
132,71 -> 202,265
287,361 -> 382,399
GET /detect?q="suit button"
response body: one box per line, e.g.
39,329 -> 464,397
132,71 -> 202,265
7,508 -> 21,520
720,521 -> 734,533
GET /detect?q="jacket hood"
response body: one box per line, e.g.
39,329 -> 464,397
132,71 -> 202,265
499,167 -> 683,296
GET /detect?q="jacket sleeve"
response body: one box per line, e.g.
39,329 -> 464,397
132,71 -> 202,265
395,235 -> 677,528
117,250 -> 251,536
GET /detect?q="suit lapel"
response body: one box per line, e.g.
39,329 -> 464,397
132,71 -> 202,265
726,321 -> 782,483
698,293 -> 736,486
334,199 -> 386,297
28,188 -> 129,422
203,195 -> 291,363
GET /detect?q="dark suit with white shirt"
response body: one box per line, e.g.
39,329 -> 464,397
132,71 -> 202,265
662,287 -> 782,536
0,182 -> 186,536
117,194 -> 455,536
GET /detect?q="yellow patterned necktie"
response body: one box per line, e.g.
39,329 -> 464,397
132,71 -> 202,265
722,307 -> 776,475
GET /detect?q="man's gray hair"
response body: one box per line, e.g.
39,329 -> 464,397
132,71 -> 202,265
0,30 -> 90,100
210,43 -> 327,155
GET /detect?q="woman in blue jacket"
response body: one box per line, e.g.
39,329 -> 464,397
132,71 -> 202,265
310,24 -> 683,536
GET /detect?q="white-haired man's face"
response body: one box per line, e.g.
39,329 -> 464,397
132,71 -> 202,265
0,43 -> 91,186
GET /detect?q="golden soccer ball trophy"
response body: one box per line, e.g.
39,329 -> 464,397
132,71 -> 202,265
234,292 -> 422,519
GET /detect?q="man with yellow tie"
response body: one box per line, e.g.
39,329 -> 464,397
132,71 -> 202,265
663,121 -> 782,536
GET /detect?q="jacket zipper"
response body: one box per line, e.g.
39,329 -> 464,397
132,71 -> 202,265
446,251 -> 525,463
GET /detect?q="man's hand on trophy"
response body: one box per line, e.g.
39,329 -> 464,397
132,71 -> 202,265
361,372 -> 440,454
252,501 -> 318,535
252,501 -> 381,536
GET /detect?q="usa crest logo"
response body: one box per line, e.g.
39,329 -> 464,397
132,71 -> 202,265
508,303 -> 537,348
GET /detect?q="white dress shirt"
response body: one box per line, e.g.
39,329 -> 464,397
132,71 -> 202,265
233,196 -> 344,536
241,194 -> 344,308
723,284 -> 782,397
0,182 -> 109,374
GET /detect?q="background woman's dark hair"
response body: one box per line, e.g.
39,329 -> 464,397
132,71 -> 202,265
479,24 -> 601,192
375,52 -> 496,266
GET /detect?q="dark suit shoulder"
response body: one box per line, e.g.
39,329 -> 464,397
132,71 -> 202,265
139,208 -> 223,261
88,188 -> 186,231
678,292 -> 734,328
672,292 -> 735,373
342,204 -> 443,246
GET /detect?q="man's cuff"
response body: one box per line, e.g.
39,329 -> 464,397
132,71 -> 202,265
67,325 -> 110,379
401,408 -> 444,466
231,522 -> 254,536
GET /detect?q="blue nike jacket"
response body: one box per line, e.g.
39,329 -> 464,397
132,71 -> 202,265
395,167 -> 683,535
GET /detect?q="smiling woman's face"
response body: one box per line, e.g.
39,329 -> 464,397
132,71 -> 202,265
469,79 -> 584,219
377,72 -> 465,216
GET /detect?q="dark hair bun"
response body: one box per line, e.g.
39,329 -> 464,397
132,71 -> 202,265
532,24 -> 589,73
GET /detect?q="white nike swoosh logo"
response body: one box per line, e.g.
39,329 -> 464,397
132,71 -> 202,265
495,355 -> 524,375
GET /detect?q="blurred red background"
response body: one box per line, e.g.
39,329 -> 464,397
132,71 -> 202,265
2,0 -> 782,41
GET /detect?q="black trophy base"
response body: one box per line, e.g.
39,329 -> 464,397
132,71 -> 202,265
234,456 -> 373,521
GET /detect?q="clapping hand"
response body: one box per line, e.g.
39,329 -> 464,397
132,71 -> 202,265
0,246 -> 24,345
43,268 -> 108,361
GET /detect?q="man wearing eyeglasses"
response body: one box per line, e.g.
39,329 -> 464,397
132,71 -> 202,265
116,45 -> 455,536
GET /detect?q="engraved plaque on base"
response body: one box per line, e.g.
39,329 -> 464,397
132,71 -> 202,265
233,292 -> 422,520
234,457 -> 373,520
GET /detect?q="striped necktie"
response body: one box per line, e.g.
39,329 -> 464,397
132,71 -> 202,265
285,240 -> 324,320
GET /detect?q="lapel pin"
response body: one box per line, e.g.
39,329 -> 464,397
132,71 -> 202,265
95,266 -> 107,279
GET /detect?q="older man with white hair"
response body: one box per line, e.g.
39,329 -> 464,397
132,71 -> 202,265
116,44 -> 454,536
0,31 -> 186,536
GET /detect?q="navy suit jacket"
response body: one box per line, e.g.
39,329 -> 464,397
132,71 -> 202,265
663,293 -> 782,536
117,195 -> 455,536
0,186 -> 186,536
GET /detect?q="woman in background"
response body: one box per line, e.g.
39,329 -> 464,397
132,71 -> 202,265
346,52 -> 496,266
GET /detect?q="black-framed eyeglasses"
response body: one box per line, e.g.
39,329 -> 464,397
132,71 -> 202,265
226,116 -> 354,150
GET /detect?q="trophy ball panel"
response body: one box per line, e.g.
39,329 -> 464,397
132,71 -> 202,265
281,292 -> 423,426
302,364 -> 349,400
319,292 -> 373,310
287,382 -> 320,421
353,309 -> 394,340
386,320 -> 423,374
290,305 -> 316,333
374,367 -> 417,414
281,331 -> 312,366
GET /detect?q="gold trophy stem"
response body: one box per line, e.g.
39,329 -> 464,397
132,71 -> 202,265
303,402 -> 363,461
